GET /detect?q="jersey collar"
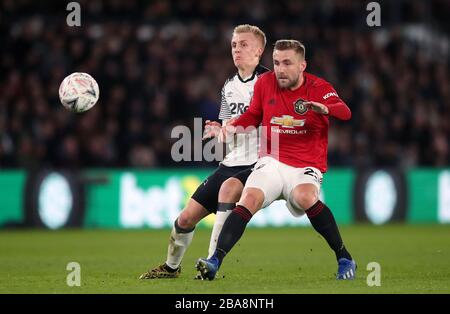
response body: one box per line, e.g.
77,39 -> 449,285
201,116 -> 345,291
237,64 -> 265,83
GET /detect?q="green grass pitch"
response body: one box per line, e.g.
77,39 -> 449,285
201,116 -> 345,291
1,225 -> 449,293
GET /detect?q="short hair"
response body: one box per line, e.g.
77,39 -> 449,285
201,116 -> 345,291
274,40 -> 306,59
233,24 -> 266,48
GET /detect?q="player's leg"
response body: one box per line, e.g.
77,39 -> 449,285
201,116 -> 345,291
214,186 -> 264,257
206,166 -> 253,259
289,167 -> 356,279
207,177 -> 244,259
167,199 -> 210,268
216,159 -> 283,261
140,168 -> 225,279
139,199 -> 210,279
292,182 -> 348,257
197,157 -> 282,280
196,186 -> 265,280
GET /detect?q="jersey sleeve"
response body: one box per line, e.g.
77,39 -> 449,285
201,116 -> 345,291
312,81 -> 351,120
231,77 -> 264,129
218,85 -> 232,120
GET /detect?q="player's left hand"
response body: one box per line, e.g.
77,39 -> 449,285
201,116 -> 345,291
304,101 -> 329,115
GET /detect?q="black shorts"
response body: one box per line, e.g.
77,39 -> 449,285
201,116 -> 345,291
191,164 -> 254,214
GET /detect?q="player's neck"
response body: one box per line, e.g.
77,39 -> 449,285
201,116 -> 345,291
289,73 -> 305,91
238,66 -> 256,81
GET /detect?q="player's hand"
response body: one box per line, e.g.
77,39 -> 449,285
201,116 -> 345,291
304,101 -> 329,115
218,124 -> 237,143
202,120 -> 222,140
224,117 -> 238,126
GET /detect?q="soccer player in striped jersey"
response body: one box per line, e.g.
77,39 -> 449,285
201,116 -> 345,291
139,24 -> 268,279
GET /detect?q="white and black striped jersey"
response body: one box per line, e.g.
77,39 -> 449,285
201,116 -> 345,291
219,64 -> 269,167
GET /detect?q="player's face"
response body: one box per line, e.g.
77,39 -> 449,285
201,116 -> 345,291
231,32 -> 263,70
273,49 -> 306,89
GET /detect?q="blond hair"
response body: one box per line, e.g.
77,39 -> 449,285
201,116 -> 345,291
274,40 -> 306,59
233,24 -> 266,48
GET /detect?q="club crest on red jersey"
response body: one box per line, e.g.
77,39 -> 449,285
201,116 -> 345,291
294,98 -> 308,115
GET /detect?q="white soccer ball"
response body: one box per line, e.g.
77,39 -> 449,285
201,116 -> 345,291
59,72 -> 99,112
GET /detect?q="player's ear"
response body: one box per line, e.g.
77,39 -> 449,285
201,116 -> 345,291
256,47 -> 263,59
300,59 -> 307,72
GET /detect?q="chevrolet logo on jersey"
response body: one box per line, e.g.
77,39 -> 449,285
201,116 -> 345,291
271,115 -> 305,128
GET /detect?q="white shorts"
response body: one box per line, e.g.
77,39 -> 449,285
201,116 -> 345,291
243,156 -> 323,217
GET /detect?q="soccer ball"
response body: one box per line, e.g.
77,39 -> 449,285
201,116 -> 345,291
59,72 -> 99,112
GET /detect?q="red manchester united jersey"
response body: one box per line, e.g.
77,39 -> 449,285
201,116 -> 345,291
231,71 -> 351,173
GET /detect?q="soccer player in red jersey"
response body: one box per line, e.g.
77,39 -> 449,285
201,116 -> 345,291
197,40 -> 356,280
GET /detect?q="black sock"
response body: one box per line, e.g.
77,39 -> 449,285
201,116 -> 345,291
306,200 -> 352,261
215,205 -> 252,265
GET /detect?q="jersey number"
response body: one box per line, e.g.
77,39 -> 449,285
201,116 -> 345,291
230,103 -> 249,115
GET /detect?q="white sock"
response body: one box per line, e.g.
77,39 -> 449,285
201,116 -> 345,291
207,209 -> 233,258
165,222 -> 194,269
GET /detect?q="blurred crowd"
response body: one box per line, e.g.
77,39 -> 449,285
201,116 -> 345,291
0,0 -> 449,169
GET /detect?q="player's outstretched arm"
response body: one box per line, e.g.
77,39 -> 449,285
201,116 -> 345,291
304,100 -> 351,120
325,101 -> 351,120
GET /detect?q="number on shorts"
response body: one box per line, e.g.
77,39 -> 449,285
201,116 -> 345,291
304,167 -> 319,183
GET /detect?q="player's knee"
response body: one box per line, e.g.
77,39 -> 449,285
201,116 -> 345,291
176,199 -> 209,229
292,188 -> 318,210
177,211 -> 197,230
239,188 -> 264,213
219,178 -> 243,203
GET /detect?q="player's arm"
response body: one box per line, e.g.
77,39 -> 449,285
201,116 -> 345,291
203,85 -> 230,139
304,100 -> 351,120
305,83 -> 351,120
